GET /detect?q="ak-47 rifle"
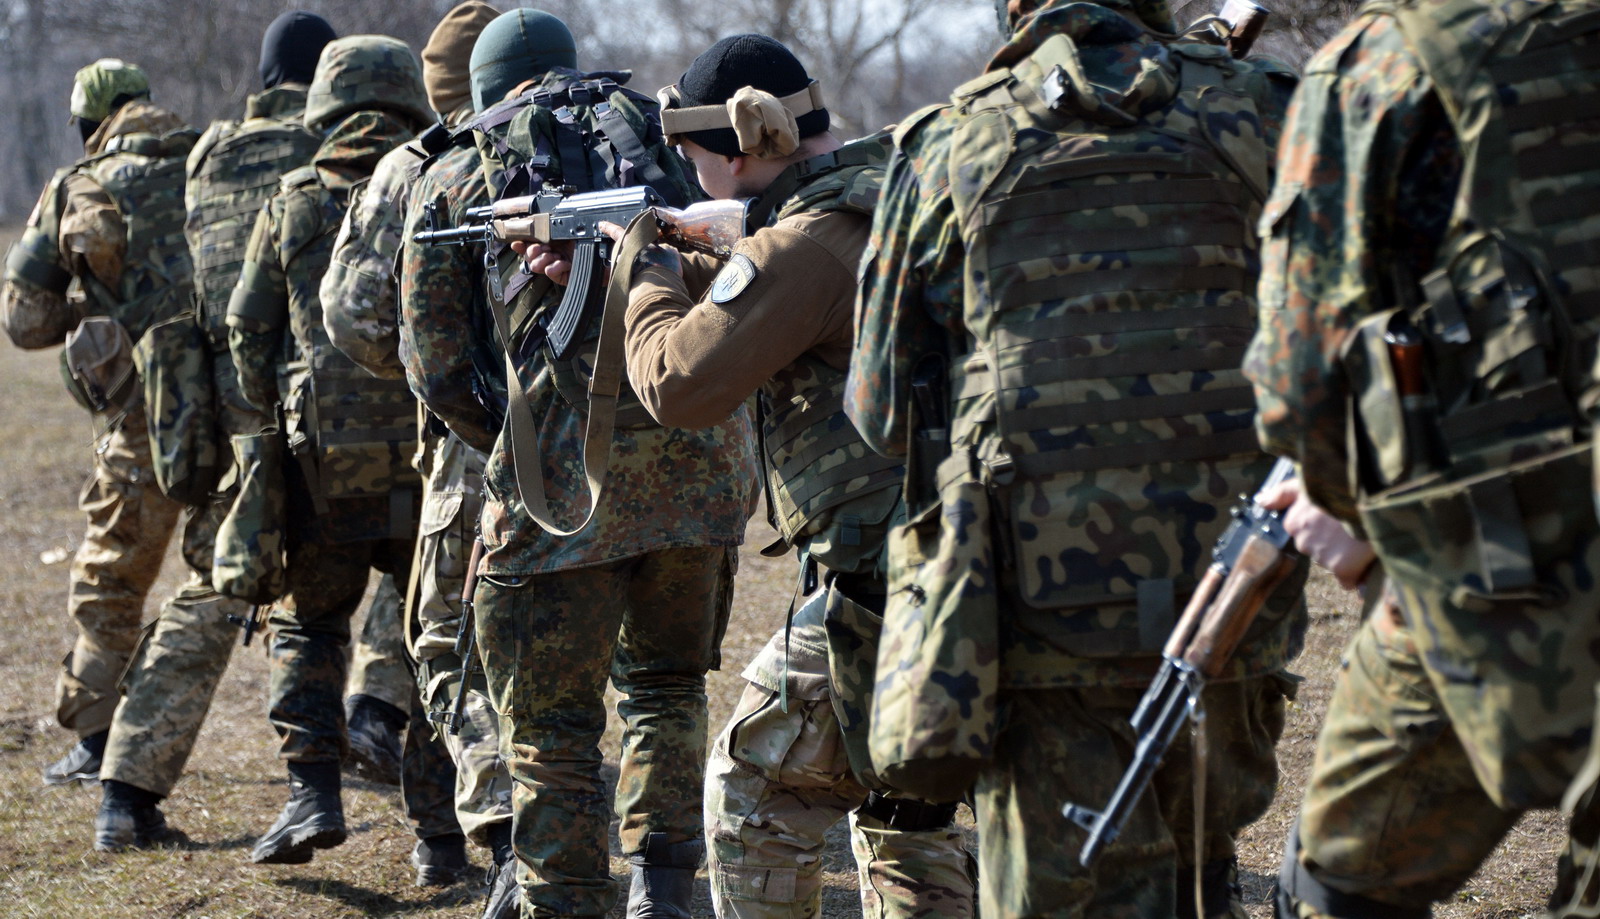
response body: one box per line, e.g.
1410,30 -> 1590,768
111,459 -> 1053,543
1062,457 -> 1300,866
414,185 -> 750,360
431,535 -> 486,736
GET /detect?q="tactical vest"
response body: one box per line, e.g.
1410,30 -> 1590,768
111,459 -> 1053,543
186,108 -> 319,349
945,33 -> 1283,651
277,166 -> 420,521
758,139 -> 904,574
1345,0 -> 1600,601
78,129 -> 198,342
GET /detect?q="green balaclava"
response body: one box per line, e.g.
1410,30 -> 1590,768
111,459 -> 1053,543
469,8 -> 577,112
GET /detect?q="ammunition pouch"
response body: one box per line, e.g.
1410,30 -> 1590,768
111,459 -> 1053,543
213,427 -> 288,604
869,448 -> 1000,803
61,316 -> 137,415
134,309 -> 220,505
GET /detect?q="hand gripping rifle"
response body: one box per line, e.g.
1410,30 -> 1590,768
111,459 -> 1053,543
430,535 -> 485,736
414,185 -> 751,360
1062,457 -> 1300,866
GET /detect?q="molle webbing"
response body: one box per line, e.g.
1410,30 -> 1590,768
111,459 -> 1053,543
1385,0 -> 1600,463
760,371 -> 901,541
84,142 -> 194,335
951,39 -> 1272,619
190,123 -> 318,341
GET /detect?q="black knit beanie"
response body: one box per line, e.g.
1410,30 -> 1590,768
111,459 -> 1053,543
260,11 -> 337,90
671,34 -> 827,158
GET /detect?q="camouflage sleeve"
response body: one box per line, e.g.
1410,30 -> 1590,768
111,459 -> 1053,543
2,173 -> 78,349
227,200 -> 290,414
846,118 -> 967,458
398,168 -> 498,453
1243,13 -> 1459,521
322,153 -> 411,380
58,173 -> 126,295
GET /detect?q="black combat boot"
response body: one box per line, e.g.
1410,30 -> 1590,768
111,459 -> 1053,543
625,832 -> 703,919
250,763 -> 346,864
43,729 -> 108,786
344,693 -> 405,785
94,779 -> 182,852
412,831 -> 473,886
480,822 -> 519,919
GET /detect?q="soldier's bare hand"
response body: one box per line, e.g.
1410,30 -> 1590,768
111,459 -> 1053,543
1259,478 -> 1377,590
513,240 -> 574,286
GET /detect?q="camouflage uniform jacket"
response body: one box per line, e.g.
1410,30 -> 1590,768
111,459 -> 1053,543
847,0 -> 1303,688
1242,8 -> 1461,522
323,104 -> 476,380
228,110 -> 420,542
3,100 -> 191,350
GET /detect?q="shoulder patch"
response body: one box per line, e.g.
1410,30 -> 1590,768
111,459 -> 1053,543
710,253 -> 758,304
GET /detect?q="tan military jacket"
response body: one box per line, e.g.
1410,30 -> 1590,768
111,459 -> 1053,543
624,207 -> 865,429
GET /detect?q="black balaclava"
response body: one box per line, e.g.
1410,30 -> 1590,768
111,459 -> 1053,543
259,10 -> 337,90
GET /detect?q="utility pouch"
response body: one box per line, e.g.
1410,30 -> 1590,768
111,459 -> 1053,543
133,310 -> 219,505
212,427 -> 288,604
823,579 -> 887,789
1359,441 -> 1593,611
869,448 -> 1000,803
61,316 -> 136,415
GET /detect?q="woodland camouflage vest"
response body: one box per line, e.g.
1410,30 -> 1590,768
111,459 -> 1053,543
80,129 -> 197,341
945,32 -> 1285,650
759,138 -> 903,574
277,165 -> 420,515
1346,0 -> 1600,602
186,95 -> 319,348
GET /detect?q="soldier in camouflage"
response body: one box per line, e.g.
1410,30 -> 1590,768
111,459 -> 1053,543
528,34 -> 976,919
1242,0 -> 1600,913
319,1 -> 517,895
225,35 -> 466,874
399,9 -> 760,917
847,1 -> 1308,915
0,59 -> 258,852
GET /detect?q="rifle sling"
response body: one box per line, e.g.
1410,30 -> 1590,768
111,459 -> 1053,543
490,212 -> 660,536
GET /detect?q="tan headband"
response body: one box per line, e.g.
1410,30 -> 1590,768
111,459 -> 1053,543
659,80 -> 824,137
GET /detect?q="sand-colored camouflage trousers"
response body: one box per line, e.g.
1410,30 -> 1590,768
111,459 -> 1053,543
1279,592 -> 1600,917
475,545 -> 737,917
706,616 -> 976,919
979,673 -> 1293,918
266,515 -> 460,838
406,430 -> 511,848
56,399 -> 249,745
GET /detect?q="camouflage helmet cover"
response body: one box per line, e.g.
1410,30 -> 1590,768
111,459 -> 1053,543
69,58 -> 151,123
304,35 -> 433,132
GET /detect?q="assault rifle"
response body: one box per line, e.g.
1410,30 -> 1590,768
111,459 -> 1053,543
431,536 -> 485,736
414,185 -> 751,360
227,604 -> 269,647
1062,458 -> 1300,866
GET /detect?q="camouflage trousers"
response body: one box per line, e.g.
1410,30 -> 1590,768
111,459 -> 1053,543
349,572 -> 415,712
409,431 -> 511,848
100,483 -> 253,797
59,401 -> 183,737
265,521 -> 460,839
475,545 -> 737,917
706,620 -> 975,919
1281,596 -> 1600,917
979,675 -> 1293,918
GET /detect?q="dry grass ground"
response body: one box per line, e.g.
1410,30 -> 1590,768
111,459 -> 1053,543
0,224 -> 1562,917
